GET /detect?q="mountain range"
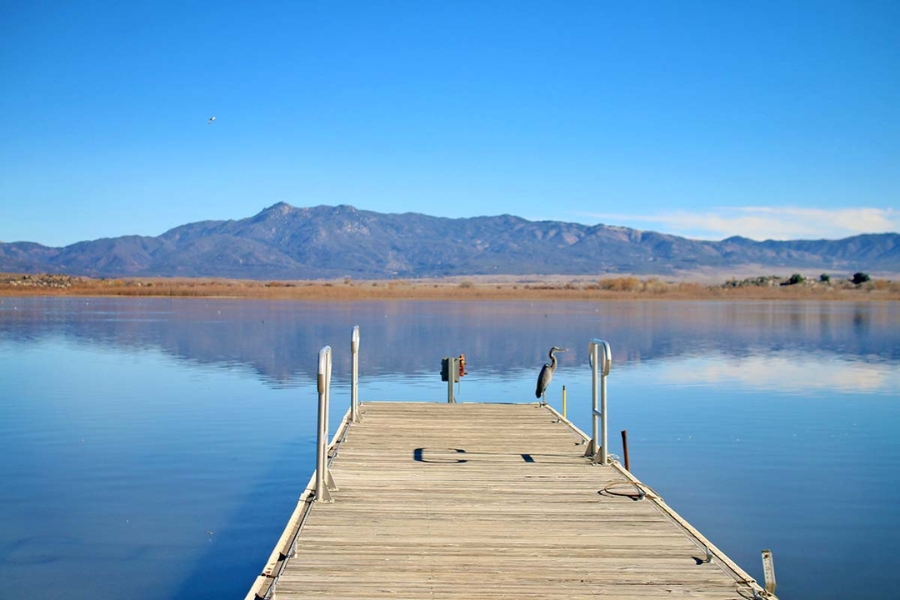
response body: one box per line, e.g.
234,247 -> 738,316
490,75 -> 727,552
1,203 -> 898,279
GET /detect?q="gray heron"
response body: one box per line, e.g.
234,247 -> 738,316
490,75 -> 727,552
536,346 -> 567,404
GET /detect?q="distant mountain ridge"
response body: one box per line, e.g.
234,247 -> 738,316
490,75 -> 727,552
1,203 -> 898,279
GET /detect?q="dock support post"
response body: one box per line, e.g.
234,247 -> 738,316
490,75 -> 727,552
447,357 -> 457,403
621,429 -> 630,471
316,346 -> 335,502
762,549 -> 777,595
441,357 -> 459,403
351,326 -> 360,423
587,339 -> 612,465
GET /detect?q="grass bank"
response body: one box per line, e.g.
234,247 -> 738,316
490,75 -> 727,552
2,273 -> 899,301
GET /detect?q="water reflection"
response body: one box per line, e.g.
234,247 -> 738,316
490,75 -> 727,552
655,352 -> 900,393
1,298 -> 897,385
1,298 -> 898,600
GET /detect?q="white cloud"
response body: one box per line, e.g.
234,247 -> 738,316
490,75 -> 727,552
652,353 -> 897,394
582,207 -> 900,241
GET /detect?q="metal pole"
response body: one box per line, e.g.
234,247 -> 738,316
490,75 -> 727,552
590,343 -> 599,457
325,343 -> 332,441
562,385 -> 567,419
589,339 -> 612,465
350,326 -> 360,423
621,429 -> 630,471
600,352 -> 608,466
316,346 -> 333,502
324,344 -> 337,492
447,357 -> 457,403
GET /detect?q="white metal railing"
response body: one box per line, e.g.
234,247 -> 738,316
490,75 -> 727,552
245,331 -> 363,599
351,326 -> 360,423
588,339 -> 612,465
316,346 -> 337,502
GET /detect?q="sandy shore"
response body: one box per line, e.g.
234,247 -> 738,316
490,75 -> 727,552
2,273 -> 899,301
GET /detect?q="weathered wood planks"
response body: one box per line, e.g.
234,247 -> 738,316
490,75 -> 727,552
250,402 -> 772,600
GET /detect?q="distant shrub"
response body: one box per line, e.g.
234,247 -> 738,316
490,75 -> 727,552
642,278 -> 669,294
852,272 -> 871,285
600,277 -> 641,292
459,281 -> 473,289
820,273 -> 830,283
722,275 -> 781,288
780,273 -> 804,286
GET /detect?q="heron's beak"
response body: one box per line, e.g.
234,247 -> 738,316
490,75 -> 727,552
559,348 -> 569,352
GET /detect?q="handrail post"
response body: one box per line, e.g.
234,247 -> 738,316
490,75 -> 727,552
600,342 -> 609,465
316,346 -> 334,502
350,326 -> 360,423
587,339 -> 612,465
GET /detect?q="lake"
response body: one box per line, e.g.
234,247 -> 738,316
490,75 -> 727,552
1,297 -> 898,599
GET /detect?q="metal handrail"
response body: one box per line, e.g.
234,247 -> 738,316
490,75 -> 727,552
316,346 -> 335,502
350,326 -> 360,423
588,339 -> 612,465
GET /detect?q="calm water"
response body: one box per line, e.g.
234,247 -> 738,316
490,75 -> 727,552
1,297 -> 898,599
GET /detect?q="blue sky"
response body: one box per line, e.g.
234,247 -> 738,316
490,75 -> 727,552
1,1 -> 898,247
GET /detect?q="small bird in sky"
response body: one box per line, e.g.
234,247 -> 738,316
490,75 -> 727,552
208,116 -> 216,125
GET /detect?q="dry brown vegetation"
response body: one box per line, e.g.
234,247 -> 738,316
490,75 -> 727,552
2,272 -> 899,301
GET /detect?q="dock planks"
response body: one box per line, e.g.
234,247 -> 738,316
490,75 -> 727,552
253,402 -> 770,599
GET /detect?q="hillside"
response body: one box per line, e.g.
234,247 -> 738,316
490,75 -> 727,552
1,203 -> 898,279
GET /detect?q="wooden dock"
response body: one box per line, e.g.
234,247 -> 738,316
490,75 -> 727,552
248,402 -> 773,599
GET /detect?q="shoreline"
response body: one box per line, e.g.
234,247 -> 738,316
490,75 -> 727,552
2,273 -> 899,302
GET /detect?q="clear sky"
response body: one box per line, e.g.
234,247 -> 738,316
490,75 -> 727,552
1,1 -> 898,247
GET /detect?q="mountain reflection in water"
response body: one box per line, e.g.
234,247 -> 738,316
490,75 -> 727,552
2,297 -> 897,384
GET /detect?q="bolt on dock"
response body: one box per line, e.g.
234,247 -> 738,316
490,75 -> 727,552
246,338 -> 776,600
